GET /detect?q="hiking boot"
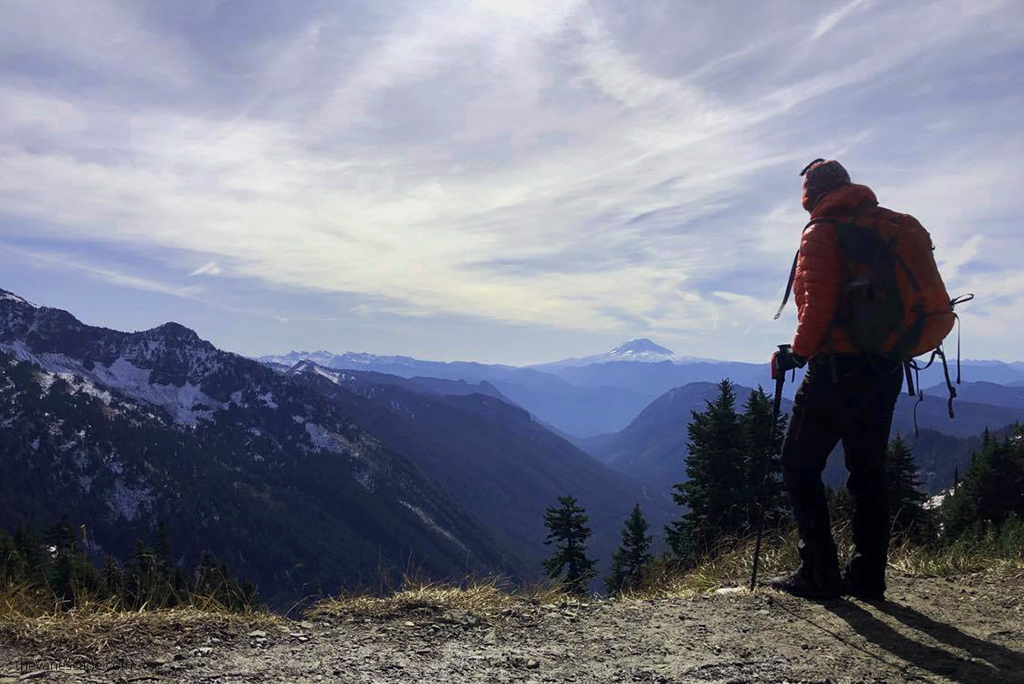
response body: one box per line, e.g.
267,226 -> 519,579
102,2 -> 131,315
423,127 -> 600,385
840,572 -> 885,601
765,564 -> 841,600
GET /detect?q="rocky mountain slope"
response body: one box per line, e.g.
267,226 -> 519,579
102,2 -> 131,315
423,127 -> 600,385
4,570 -> 1021,683
0,289 -> 512,605
1,287 -> 669,603
283,361 -> 673,579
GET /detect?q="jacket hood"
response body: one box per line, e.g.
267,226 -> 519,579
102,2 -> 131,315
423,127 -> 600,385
810,183 -> 877,219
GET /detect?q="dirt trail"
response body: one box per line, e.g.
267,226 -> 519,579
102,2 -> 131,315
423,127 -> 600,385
2,570 -> 1022,683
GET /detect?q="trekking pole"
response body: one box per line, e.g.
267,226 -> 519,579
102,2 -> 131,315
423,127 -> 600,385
750,346 -> 788,591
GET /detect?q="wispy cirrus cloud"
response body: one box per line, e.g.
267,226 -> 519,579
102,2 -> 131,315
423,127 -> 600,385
810,0 -> 872,42
0,0 -> 1021,362
0,244 -> 203,299
190,262 -> 221,277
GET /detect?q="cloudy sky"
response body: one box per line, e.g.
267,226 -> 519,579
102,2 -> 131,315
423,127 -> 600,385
1,0 -> 1021,364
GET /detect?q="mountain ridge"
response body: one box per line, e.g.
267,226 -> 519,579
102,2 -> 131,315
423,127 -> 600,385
0,288 -> 517,604
586,379 -> 1024,493
261,345 -> 1024,439
1,287 -> 669,599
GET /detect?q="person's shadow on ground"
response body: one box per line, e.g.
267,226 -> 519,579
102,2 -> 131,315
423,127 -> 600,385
825,599 -> 1024,683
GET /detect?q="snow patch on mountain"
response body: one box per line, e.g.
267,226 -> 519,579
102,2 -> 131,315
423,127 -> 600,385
1,341 -> 222,424
260,350 -> 421,371
90,358 -> 219,423
313,365 -> 356,384
388,399 -> 416,419
106,479 -> 154,521
0,291 -> 39,308
400,501 -> 467,555
35,368 -> 113,405
303,422 -> 380,492
304,422 -> 337,451
284,360 -> 360,386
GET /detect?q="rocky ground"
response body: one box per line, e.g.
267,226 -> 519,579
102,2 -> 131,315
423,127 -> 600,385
1,569 -> 1022,683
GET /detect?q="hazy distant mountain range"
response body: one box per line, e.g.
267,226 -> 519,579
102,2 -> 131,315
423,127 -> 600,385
262,342 -> 1023,497
261,342 -> 1024,440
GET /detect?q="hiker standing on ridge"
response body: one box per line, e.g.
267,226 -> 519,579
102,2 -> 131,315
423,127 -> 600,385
767,159 -> 917,601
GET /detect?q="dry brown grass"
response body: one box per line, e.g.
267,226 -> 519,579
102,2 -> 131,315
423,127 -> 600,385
0,582 -> 278,654
889,537 -> 1024,577
5,527 -> 1020,655
308,575 -> 573,622
622,528 -> 807,600
309,526 -> 1024,618
626,523 -> 1024,600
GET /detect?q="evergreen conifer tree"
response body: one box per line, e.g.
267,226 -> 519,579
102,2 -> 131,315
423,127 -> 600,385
942,424 -> 1024,542
0,531 -> 25,585
156,521 -> 173,572
13,528 -> 46,580
886,433 -> 929,537
102,554 -> 123,600
44,516 -> 75,556
129,540 -> 156,608
0,520 -> 260,611
605,503 -> 654,594
665,380 -> 747,561
542,495 -> 596,595
740,387 -> 788,531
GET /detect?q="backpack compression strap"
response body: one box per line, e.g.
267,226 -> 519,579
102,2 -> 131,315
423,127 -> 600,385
903,295 -> 975,437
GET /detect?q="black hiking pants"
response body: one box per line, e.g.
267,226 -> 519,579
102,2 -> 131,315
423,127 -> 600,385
781,354 -> 903,589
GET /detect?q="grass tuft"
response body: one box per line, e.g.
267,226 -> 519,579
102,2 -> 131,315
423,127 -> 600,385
626,522 -> 1024,600
308,575 -> 573,621
889,536 -> 1024,577
0,581 -> 277,653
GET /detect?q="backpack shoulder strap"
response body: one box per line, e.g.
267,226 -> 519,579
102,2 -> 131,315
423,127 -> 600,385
771,202 -> 876,320
774,250 -> 799,321
773,218 -> 839,320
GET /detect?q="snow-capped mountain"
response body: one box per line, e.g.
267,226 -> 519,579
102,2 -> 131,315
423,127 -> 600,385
262,339 -> 718,377
532,338 -> 720,370
0,285 -> 244,423
1,286 -> 665,599
0,287 -> 508,604
260,350 -> 425,372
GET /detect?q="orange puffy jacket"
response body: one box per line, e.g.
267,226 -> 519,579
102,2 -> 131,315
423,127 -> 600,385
791,183 -> 879,358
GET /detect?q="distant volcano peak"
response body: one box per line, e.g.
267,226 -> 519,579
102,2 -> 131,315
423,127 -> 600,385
609,338 -> 674,356
531,337 -> 719,369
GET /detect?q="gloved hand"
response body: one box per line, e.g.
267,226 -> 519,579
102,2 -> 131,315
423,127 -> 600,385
771,345 -> 806,379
